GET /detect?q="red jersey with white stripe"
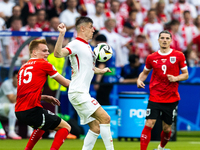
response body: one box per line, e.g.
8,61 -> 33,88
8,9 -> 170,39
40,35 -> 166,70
65,37 -> 96,94
15,58 -> 58,112
145,49 -> 187,103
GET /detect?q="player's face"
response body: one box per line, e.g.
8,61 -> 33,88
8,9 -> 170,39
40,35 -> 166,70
34,43 -> 50,60
158,33 -> 172,49
13,74 -> 18,87
85,22 -> 94,40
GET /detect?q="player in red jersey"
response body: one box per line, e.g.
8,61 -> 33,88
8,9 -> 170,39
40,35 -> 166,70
15,39 -> 71,150
137,30 -> 189,150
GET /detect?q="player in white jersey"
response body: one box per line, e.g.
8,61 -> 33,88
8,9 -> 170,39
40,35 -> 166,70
54,16 -> 115,150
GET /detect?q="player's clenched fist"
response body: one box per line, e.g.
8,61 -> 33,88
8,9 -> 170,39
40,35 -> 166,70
167,74 -> 178,82
57,23 -> 66,34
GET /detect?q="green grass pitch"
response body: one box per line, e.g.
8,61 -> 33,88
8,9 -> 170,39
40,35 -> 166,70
0,131 -> 199,150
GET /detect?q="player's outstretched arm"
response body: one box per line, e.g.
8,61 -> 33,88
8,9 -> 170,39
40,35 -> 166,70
41,95 -> 60,106
54,23 -> 69,58
167,69 -> 189,82
53,74 -> 70,87
137,69 -> 150,89
94,63 -> 106,90
94,67 -> 111,74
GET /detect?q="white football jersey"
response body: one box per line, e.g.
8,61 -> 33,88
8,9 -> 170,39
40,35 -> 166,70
0,79 -> 17,104
66,37 -> 96,93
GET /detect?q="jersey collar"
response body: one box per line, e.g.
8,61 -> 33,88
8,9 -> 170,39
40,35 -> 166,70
76,37 -> 88,44
158,49 -> 173,56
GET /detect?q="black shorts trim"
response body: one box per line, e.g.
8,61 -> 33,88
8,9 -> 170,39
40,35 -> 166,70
145,101 -> 179,125
15,107 -> 61,131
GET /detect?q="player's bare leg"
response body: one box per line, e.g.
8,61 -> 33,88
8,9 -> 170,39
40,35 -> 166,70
82,120 -> 100,150
50,119 -> 71,150
91,106 -> 114,150
158,121 -> 172,150
140,119 -> 156,150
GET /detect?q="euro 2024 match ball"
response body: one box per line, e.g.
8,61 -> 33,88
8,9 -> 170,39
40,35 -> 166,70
94,43 -> 113,62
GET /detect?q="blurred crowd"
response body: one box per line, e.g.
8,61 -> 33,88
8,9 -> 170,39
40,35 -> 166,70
1,0 -> 200,139
0,0 -> 200,80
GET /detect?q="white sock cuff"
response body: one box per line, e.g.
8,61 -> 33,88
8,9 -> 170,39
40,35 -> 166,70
88,129 -> 99,137
99,124 -> 110,127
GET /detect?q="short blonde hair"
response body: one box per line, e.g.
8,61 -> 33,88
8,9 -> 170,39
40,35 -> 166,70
29,39 -> 47,54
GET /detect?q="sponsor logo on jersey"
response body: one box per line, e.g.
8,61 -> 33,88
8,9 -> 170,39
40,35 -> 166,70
153,60 -> 158,63
170,56 -> 176,64
161,59 -> 167,63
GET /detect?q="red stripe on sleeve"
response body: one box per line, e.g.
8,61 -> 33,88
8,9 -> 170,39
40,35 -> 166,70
66,47 -> 72,54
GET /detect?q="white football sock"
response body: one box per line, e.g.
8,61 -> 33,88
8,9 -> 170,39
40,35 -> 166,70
8,103 -> 17,134
100,124 -> 114,150
82,129 -> 99,150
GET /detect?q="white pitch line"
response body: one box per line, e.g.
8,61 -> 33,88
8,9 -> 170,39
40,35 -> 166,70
189,142 -> 200,144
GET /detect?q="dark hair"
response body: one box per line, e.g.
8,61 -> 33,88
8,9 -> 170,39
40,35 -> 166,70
13,70 -> 19,77
111,0 -> 120,6
183,10 -> 190,16
27,13 -> 37,18
75,16 -> 93,29
129,9 -> 138,16
11,17 -> 22,24
36,9 -> 46,15
95,34 -> 107,42
95,1 -> 104,7
148,8 -> 156,15
170,19 -> 180,26
129,54 -> 139,64
123,21 -> 135,29
158,30 -> 172,38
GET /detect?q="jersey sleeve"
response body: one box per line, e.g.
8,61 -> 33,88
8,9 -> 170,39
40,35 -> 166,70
179,52 -> 187,70
1,80 -> 14,95
65,42 -> 77,56
145,55 -> 152,70
43,61 -> 59,78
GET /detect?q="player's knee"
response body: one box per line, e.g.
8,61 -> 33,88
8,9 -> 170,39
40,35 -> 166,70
145,119 -> 156,128
162,126 -> 171,133
66,123 -> 71,132
104,115 -> 111,124
58,120 -> 71,132
90,125 -> 100,134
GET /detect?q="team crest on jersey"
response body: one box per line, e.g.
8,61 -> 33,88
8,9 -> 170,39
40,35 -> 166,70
170,56 -> 176,64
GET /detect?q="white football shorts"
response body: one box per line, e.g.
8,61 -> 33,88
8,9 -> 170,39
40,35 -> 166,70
68,92 -> 101,125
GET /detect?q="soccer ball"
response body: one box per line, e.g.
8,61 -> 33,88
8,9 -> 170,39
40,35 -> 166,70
94,43 -> 113,62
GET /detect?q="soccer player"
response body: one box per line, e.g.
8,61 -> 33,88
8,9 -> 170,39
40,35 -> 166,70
54,16 -> 115,150
137,30 -> 189,150
15,39 -> 71,150
0,70 -> 21,139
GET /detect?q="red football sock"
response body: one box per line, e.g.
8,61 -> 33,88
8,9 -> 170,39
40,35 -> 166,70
50,128 -> 69,150
160,130 -> 171,148
140,125 -> 152,150
25,129 -> 45,150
